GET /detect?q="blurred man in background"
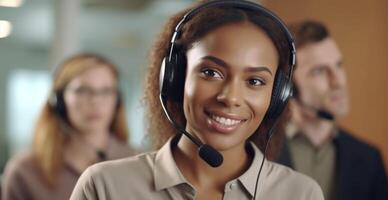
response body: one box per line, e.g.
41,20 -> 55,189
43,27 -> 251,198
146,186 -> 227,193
277,20 -> 388,200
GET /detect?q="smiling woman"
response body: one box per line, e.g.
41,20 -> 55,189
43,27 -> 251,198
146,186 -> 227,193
70,1 -> 324,200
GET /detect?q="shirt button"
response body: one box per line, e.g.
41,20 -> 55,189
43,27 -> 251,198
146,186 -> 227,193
229,182 -> 237,190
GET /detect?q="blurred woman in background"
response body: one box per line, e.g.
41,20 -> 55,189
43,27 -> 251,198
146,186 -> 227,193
2,53 -> 137,200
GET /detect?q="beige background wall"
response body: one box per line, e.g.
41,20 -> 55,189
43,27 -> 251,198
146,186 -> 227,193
261,0 -> 388,171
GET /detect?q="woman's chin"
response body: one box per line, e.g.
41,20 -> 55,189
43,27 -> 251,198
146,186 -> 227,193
200,135 -> 243,152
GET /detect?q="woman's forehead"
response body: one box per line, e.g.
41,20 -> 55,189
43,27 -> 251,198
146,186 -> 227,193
67,65 -> 117,87
187,22 -> 279,73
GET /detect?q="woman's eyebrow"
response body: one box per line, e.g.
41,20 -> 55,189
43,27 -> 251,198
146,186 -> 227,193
201,55 -> 228,67
245,66 -> 273,76
201,55 -> 273,75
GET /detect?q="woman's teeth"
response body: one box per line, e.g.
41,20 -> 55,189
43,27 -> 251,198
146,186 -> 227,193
211,115 -> 242,126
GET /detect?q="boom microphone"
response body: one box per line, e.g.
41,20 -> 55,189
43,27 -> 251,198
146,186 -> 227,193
297,100 -> 335,121
160,95 -> 224,168
316,109 -> 335,121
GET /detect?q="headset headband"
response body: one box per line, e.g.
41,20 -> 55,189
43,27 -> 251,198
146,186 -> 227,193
169,0 -> 296,77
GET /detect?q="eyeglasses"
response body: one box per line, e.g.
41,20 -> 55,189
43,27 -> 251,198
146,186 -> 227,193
65,86 -> 118,100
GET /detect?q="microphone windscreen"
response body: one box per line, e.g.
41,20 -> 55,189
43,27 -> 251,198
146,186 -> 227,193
97,150 -> 107,161
198,144 -> 223,168
317,109 -> 335,121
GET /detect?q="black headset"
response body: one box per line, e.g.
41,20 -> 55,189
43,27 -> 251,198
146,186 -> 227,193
49,90 -> 68,121
159,0 -> 296,121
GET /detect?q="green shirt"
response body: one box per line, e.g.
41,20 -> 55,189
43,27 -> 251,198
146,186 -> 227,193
288,131 -> 337,200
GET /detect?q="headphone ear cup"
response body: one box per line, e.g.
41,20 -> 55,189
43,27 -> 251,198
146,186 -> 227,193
266,70 -> 291,119
160,57 -> 173,98
115,92 -> 122,111
172,51 -> 187,102
159,51 -> 187,102
50,91 -> 67,120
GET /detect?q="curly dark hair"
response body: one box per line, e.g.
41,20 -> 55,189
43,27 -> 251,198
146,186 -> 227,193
143,1 -> 291,157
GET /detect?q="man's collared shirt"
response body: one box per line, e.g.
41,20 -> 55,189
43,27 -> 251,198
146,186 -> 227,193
286,123 -> 338,200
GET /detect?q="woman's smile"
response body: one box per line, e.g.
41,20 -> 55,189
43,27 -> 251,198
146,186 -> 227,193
204,109 -> 247,134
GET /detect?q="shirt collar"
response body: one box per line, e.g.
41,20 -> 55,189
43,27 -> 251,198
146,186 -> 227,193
153,137 -> 267,196
238,142 -> 266,197
154,135 -> 188,191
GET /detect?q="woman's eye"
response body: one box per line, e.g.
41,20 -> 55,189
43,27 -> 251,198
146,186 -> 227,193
248,78 -> 265,86
201,69 -> 222,78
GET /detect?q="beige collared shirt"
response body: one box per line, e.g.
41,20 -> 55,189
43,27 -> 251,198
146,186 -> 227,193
70,136 -> 324,200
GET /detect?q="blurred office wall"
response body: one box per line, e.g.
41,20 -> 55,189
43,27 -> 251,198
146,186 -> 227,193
262,0 -> 388,171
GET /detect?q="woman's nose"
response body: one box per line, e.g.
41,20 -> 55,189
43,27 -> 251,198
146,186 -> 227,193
216,79 -> 242,107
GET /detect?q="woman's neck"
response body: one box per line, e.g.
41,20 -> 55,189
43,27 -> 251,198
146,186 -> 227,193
78,129 -> 110,149
174,136 -> 251,192
64,129 -> 110,173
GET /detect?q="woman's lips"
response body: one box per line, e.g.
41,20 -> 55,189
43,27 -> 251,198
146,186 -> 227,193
86,113 -> 103,120
205,110 -> 246,134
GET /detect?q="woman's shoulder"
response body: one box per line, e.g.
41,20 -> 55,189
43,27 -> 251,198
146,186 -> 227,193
266,160 -> 314,181
71,151 -> 159,199
3,151 -> 38,177
82,151 -> 158,184
263,161 -> 324,199
2,151 -> 41,191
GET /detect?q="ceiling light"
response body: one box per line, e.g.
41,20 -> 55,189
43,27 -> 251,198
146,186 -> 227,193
0,0 -> 23,7
0,20 -> 12,38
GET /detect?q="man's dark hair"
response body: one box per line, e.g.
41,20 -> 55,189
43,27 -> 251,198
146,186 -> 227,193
288,20 -> 330,49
